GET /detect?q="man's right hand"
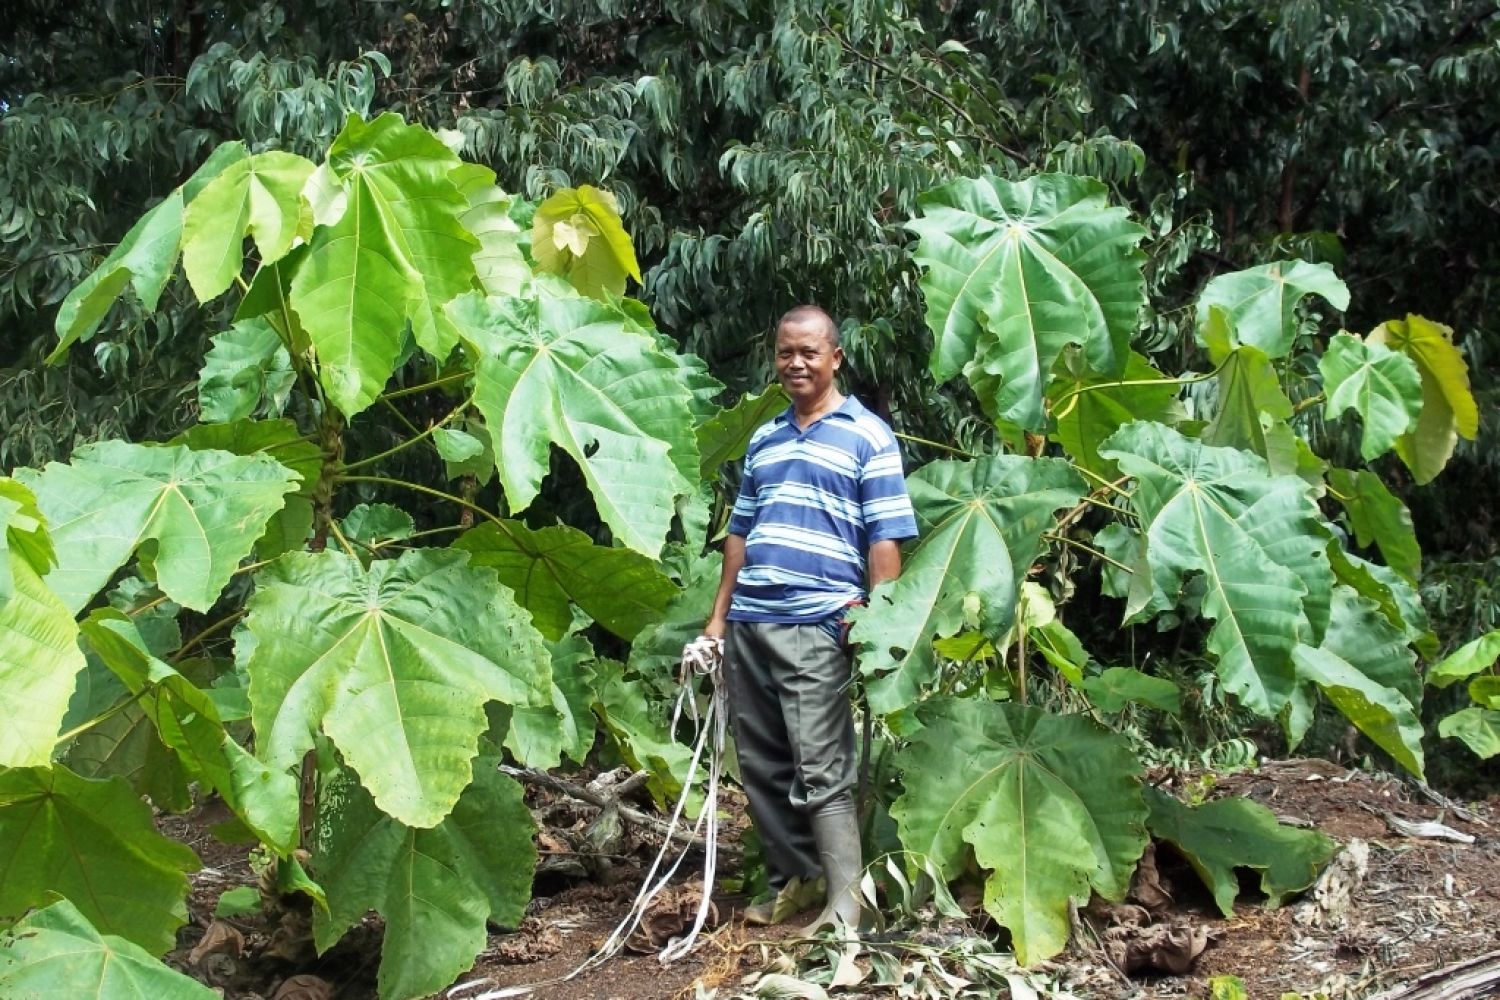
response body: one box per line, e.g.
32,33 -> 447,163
702,616 -> 726,641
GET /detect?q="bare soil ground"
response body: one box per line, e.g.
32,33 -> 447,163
162,759 -> 1500,999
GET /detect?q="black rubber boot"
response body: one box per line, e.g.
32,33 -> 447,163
798,807 -> 864,936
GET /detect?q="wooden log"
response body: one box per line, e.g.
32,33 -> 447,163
1367,949 -> 1500,1000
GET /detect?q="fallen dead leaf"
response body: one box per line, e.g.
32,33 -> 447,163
271,973 -> 333,1000
188,919 -> 246,965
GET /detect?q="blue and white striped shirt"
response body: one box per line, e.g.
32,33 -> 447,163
727,396 -> 919,623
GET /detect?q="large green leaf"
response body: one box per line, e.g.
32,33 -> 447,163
449,290 -> 698,557
0,477 -> 54,594
546,629 -> 599,766
0,898 -> 217,999
236,244 -> 311,357
0,556 -> 85,768
1438,708 -> 1500,759
1201,343 -> 1293,457
454,520 -> 675,641
313,759 -> 536,1000
1048,350 -> 1181,479
891,699 -> 1148,965
1083,667 -> 1182,715
851,456 -> 1085,717
197,318 -> 296,423
696,384 -> 789,479
64,701 -> 193,813
0,766 -> 199,954
625,543 -> 723,699
0,481 -> 84,769
49,192 -> 184,362
20,440 -> 300,613
1318,333 -> 1422,460
1369,315 -> 1479,485
1290,586 -> 1424,778
1144,786 -> 1336,917
1427,631 -> 1500,689
906,172 -> 1147,429
181,146 -> 316,299
241,549 -> 554,828
1328,468 -> 1420,583
531,184 -> 642,298
169,419 -> 321,560
1100,423 -> 1330,716
1195,260 -> 1349,359
453,163 -> 531,297
289,114 -> 479,415
80,611 -> 299,851
49,141 -> 246,362
592,657 -> 696,806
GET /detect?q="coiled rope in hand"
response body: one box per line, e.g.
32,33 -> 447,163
450,635 -> 728,998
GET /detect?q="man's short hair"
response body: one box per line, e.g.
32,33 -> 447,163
777,305 -> 840,348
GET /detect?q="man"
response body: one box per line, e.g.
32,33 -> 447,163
703,305 -> 918,934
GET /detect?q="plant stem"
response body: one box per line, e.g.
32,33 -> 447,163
1074,466 -> 1134,499
340,396 -> 472,472
1043,532 -> 1134,573
335,475 -> 507,530
327,517 -> 359,559
379,396 -> 423,436
1292,391 -> 1326,415
173,610 -> 246,662
1049,363 -> 1224,422
894,431 -> 976,459
381,371 -> 471,400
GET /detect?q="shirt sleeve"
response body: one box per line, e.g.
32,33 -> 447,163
859,434 -> 918,543
727,458 -> 758,537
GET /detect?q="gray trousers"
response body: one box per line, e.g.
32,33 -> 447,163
724,619 -> 858,888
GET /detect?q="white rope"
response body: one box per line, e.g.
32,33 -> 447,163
450,636 -> 727,999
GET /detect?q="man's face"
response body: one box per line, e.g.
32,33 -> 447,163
775,319 -> 842,405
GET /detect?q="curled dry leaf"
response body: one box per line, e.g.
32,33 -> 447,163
187,919 -> 246,965
271,973 -> 333,1000
625,879 -> 718,953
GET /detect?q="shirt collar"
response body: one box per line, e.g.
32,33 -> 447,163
775,394 -> 865,428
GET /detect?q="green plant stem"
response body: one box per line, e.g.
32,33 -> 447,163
335,475 -> 506,530
1074,466 -> 1135,499
373,524 -> 468,551
381,371 -> 471,400
379,396 -> 423,436
127,594 -> 171,617
894,431 -> 976,459
1292,391 -> 1326,415
327,517 -> 360,560
173,610 -> 246,662
1044,532 -> 1134,574
1049,363 -> 1225,422
341,395 -> 473,472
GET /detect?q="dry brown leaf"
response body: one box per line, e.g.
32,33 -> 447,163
271,973 -> 333,1000
625,879 -> 719,953
188,919 -> 246,965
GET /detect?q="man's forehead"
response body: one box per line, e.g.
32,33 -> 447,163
776,320 -> 838,347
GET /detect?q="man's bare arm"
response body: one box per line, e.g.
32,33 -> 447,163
867,538 -> 902,590
703,533 -> 746,639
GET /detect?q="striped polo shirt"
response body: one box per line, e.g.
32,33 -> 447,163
726,396 -> 918,623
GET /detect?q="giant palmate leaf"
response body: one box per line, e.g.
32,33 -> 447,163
454,520 -> 675,641
906,172 -> 1147,430
1318,333 -> 1423,461
1290,585 -> 1424,777
196,318 -> 296,423
1144,787 -> 1336,917
448,290 -> 698,557
19,440 -> 300,614
0,899 -> 217,1000
1328,468 -> 1421,584
48,142 -> 246,361
891,699 -> 1148,965
532,185 -> 642,299
80,611 -> 299,851
0,766 -> 199,954
1195,260 -> 1349,359
180,144 -> 316,300
850,457 -> 1086,717
0,480 -> 85,768
1369,315 -> 1479,484
1099,423 -> 1332,717
313,760 -> 535,1000
241,549 -> 555,828
289,114 -> 479,415
1047,350 -> 1181,479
